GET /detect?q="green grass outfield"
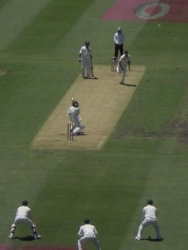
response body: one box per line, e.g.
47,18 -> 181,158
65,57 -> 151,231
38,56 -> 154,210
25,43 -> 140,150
0,0 -> 188,249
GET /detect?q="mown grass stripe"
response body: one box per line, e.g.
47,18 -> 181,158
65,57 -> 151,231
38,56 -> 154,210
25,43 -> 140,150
5,0 -> 95,54
0,0 -> 52,51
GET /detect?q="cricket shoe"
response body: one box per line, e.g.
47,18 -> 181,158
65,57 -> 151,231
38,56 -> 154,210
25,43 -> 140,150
34,234 -> 41,240
8,233 -> 14,239
135,236 -> 140,240
157,237 -> 163,241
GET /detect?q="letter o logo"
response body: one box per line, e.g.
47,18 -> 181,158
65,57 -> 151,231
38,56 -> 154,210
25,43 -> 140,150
136,2 -> 170,20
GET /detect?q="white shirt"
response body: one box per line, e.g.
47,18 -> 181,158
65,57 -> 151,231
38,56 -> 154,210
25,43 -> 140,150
114,31 -> 124,45
142,205 -> 157,219
68,106 -> 80,122
16,205 -> 32,219
79,45 -> 92,61
78,224 -> 98,237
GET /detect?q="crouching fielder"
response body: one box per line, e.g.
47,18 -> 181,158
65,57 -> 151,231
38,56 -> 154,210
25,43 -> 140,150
77,218 -> 101,250
9,200 -> 41,239
135,199 -> 163,241
68,99 -> 85,135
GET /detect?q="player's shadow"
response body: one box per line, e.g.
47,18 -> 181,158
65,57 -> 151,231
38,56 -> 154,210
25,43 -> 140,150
13,235 -> 35,241
75,132 -> 87,136
125,83 -> 136,87
84,76 -> 98,80
141,237 -> 164,242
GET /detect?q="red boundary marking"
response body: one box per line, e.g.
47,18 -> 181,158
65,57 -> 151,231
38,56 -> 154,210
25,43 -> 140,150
145,5 -> 161,15
0,244 -> 7,250
101,0 -> 188,23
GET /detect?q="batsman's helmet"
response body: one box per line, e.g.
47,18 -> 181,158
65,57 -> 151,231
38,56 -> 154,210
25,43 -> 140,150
72,100 -> 79,107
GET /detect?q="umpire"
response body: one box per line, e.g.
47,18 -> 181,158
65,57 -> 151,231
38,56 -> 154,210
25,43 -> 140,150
113,26 -> 125,59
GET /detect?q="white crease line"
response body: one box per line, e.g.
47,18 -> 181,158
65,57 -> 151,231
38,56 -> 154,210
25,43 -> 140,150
97,136 -> 106,150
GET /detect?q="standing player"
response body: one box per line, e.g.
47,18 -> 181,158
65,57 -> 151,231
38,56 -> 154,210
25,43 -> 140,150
78,41 -> 92,79
135,199 -> 163,241
77,218 -> 101,250
118,50 -> 130,85
113,27 -> 125,60
125,50 -> 131,71
9,200 -> 41,239
68,98 -> 85,135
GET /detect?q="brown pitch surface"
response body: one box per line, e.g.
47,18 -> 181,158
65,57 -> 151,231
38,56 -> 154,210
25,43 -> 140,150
32,65 -> 146,151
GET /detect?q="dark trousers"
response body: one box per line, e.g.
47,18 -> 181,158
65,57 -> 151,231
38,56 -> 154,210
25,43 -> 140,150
114,43 -> 124,59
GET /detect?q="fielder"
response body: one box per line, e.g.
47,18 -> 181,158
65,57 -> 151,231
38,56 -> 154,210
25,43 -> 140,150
77,218 -> 101,250
68,99 -> 85,135
135,199 -> 163,241
118,50 -> 130,85
78,41 -> 92,79
9,200 -> 41,239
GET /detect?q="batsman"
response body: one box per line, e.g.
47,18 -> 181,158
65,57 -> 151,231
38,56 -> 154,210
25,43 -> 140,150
68,98 -> 85,135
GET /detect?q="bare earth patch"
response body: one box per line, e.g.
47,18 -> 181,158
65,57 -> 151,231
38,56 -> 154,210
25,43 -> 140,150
32,65 -> 146,151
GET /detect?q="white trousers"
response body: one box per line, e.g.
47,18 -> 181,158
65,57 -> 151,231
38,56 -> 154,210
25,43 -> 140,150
70,118 -> 85,134
73,125 -> 85,134
136,217 -> 162,239
120,66 -> 127,84
10,216 -> 37,235
78,235 -> 101,250
14,216 -> 34,227
81,60 -> 91,78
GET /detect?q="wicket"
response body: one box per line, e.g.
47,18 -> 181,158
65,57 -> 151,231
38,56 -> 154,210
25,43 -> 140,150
111,57 -> 118,72
67,122 -> 73,141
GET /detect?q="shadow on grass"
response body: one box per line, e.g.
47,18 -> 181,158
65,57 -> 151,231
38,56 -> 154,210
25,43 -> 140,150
141,236 -> 164,242
13,235 -> 35,241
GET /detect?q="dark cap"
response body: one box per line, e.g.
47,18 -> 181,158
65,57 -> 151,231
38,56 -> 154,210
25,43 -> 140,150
84,218 -> 90,224
22,200 -> 28,206
147,199 -> 153,205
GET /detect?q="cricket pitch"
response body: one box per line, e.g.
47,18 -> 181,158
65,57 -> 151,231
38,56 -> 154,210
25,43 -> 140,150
32,65 -> 146,150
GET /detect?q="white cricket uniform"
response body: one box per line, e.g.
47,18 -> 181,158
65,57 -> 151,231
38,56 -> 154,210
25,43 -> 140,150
14,205 -> 33,227
78,224 -> 101,250
68,106 -> 85,134
136,204 -> 162,240
79,45 -> 92,78
118,53 -> 128,84
114,31 -> 124,45
9,205 -> 40,239
126,53 -> 131,64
